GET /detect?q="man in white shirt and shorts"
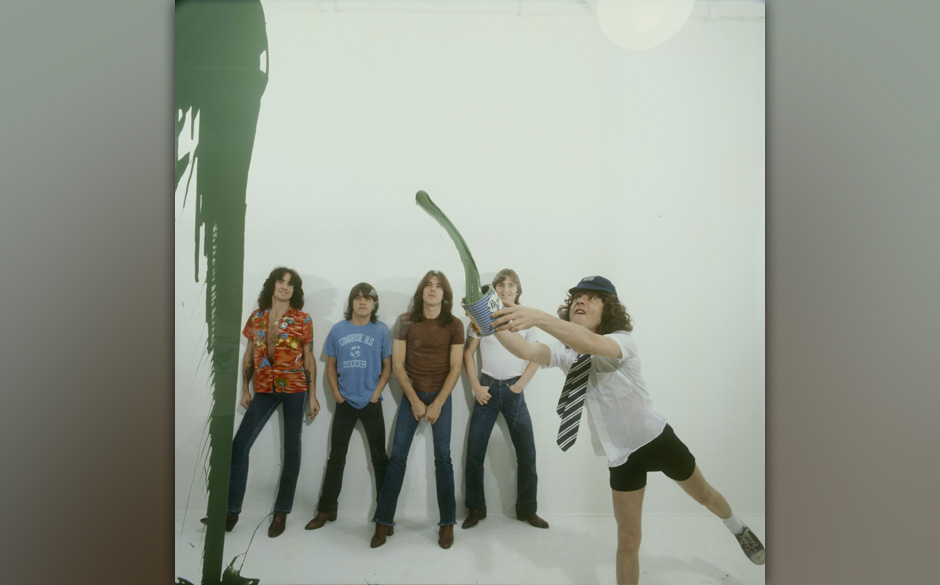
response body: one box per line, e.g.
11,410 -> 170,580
490,275 -> 765,585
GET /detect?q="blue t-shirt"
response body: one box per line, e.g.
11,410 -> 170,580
323,319 -> 393,409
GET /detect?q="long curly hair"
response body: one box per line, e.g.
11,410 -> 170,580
557,290 -> 632,334
344,282 -> 380,323
409,269 -> 454,325
257,266 -> 305,310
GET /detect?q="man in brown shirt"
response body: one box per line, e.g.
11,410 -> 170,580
370,270 -> 464,550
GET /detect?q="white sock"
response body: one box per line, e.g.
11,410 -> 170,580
722,513 -> 746,535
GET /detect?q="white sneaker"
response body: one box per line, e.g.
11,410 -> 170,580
735,526 -> 765,565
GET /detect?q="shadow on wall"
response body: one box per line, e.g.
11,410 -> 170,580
175,1 -> 268,584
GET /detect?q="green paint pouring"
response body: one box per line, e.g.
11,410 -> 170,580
415,190 -> 484,305
416,191 -> 503,335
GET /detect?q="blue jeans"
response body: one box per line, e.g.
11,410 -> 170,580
372,391 -> 456,526
227,391 -> 307,515
464,374 -> 538,514
316,400 -> 388,514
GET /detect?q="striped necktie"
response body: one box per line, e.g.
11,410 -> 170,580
556,353 -> 592,451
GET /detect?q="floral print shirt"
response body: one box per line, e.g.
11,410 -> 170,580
242,307 -> 313,394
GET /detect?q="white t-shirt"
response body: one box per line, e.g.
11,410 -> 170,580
545,331 -> 667,467
468,323 -> 536,380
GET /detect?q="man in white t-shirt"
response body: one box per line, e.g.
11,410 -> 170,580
490,275 -> 765,585
462,268 -> 548,530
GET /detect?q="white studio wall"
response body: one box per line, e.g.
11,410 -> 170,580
176,0 -> 764,527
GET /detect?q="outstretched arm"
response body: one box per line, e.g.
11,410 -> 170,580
492,328 -> 551,366
491,304 -> 622,359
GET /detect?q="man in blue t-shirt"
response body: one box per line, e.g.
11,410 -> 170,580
305,282 -> 393,530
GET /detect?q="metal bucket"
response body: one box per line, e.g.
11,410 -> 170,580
462,286 -> 504,337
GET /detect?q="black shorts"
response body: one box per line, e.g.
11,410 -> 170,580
609,424 -> 696,492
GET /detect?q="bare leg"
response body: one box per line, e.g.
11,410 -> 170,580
676,465 -> 732,519
611,488 -> 645,585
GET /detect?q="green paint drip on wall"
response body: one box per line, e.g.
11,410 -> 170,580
176,1 -> 268,583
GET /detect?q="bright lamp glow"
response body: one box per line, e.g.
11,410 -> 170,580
597,0 -> 695,51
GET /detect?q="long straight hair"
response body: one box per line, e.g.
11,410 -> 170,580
409,269 -> 454,325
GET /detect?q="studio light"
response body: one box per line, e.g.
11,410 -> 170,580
597,0 -> 695,50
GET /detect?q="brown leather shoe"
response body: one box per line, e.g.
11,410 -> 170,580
461,506 -> 487,529
304,511 -> 337,530
268,513 -> 287,538
200,514 -> 239,532
438,524 -> 454,549
516,512 -> 549,529
371,523 -> 391,548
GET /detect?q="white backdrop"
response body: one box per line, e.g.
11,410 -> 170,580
176,0 -> 764,524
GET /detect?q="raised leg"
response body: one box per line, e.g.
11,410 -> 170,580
675,465 -> 732,519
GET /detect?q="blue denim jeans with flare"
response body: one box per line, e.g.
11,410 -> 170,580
464,374 -> 538,514
372,391 -> 455,526
227,391 -> 307,515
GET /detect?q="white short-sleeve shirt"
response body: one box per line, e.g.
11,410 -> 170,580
545,331 -> 667,467
468,323 -> 536,380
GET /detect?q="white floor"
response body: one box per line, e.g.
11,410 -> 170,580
175,511 -> 765,585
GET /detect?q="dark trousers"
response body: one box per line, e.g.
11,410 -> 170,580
372,392 -> 456,526
227,391 -> 307,515
464,374 -> 539,514
316,400 -> 389,514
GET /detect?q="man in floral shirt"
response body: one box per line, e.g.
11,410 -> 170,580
203,266 -> 320,538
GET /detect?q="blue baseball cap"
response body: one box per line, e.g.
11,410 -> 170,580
568,275 -> 618,297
